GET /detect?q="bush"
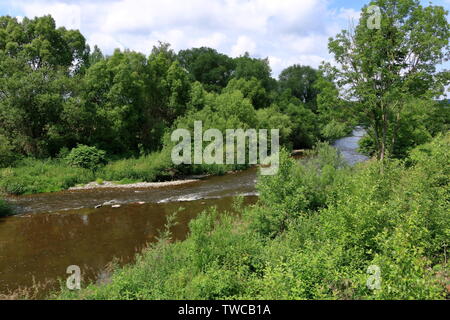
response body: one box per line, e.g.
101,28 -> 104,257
66,145 -> 107,171
250,144 -> 347,237
0,135 -> 17,168
320,120 -> 348,142
358,134 -> 376,156
100,151 -> 173,182
0,150 -> 174,195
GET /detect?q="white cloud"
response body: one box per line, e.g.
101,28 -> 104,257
189,33 -> 228,50
20,2 -> 83,30
231,36 -> 257,57
11,0 -> 420,77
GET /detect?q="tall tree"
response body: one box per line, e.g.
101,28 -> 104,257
0,15 -> 90,156
178,47 -> 235,92
223,77 -> 271,109
233,53 -> 276,92
326,0 -> 450,160
278,65 -> 319,111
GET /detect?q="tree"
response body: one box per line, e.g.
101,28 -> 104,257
89,45 -> 104,66
326,0 -> 450,160
0,15 -> 90,157
223,77 -> 271,109
178,47 -> 235,92
274,90 -> 319,148
278,65 -> 319,111
233,53 -> 277,93
0,15 -> 89,72
74,47 -> 192,154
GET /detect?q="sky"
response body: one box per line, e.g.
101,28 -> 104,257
1,0 -> 449,77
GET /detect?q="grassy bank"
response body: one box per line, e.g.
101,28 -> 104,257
54,134 -> 449,300
0,149 -> 249,196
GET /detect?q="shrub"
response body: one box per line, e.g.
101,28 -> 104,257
100,151 -> 173,182
320,120 -> 348,142
66,145 -> 107,171
250,143 -> 347,237
358,134 -> 376,156
0,135 -> 17,168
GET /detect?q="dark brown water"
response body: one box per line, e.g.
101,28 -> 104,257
0,168 -> 258,297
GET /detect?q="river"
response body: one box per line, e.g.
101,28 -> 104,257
0,128 -> 368,297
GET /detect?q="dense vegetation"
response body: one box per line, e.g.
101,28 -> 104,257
0,16 -> 357,198
1,0 -> 448,199
325,0 -> 450,160
56,133 -> 450,300
0,0 -> 449,299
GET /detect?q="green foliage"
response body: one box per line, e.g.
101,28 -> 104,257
0,134 -> 17,168
0,149 -> 176,195
280,102 -> 319,149
55,133 -> 450,300
0,158 -> 95,195
178,47 -> 235,92
0,15 -> 89,157
223,77 -> 271,109
233,53 -> 276,92
326,0 -> 450,160
251,144 -> 347,238
99,151 -> 173,182
164,89 -> 259,176
358,134 -> 376,156
256,107 -> 293,147
320,120 -> 348,142
359,99 -> 450,158
278,65 -> 319,111
66,145 -> 107,171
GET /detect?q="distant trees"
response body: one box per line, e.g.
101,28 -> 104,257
279,65 -> 319,111
0,14 -> 332,163
1,0 -> 448,167
178,47 -> 235,92
233,53 -> 277,93
326,0 -> 450,160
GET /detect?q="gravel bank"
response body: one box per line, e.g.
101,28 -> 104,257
69,178 -> 205,191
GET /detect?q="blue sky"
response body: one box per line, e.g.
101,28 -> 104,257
1,0 -> 449,77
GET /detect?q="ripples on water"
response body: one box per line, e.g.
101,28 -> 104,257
333,127 -> 369,166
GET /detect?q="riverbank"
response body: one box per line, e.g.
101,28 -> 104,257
54,134 -> 450,300
68,176 -> 209,191
0,149 -> 247,197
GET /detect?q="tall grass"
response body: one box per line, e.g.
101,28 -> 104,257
0,158 -> 95,195
98,151 -> 174,183
0,147 -> 252,196
0,151 -> 175,195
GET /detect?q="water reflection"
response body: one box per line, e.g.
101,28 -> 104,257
0,196 -> 257,297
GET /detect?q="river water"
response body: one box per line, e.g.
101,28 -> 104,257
0,128 -> 367,297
